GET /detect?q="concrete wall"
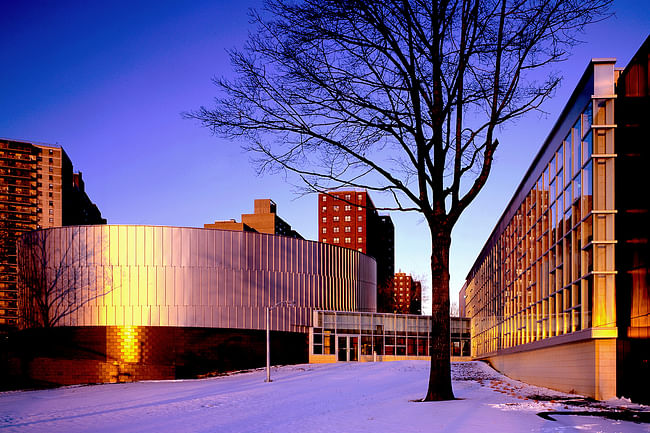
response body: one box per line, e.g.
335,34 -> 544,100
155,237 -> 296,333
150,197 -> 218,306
6,326 -> 308,386
486,338 -> 617,400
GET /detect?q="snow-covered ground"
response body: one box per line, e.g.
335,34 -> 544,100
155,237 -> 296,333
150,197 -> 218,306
1,361 -> 648,433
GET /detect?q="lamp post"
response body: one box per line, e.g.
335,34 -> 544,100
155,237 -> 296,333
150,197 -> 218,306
265,300 -> 295,382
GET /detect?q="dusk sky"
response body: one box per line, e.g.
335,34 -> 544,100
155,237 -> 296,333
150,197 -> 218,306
2,1 -> 648,313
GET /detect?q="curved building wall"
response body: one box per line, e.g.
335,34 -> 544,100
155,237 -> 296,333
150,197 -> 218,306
18,225 -> 377,332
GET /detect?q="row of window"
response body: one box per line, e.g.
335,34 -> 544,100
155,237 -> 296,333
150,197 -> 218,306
323,237 -> 363,244
321,193 -> 364,202
322,205 -> 363,212
322,226 -> 363,233
322,215 -> 362,223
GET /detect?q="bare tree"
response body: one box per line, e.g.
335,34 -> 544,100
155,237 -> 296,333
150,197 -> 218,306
188,0 -> 611,400
17,228 -> 113,329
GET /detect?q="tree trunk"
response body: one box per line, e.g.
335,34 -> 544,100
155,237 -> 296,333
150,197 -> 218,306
424,230 -> 454,401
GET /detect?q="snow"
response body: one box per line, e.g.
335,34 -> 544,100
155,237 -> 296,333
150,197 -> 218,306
1,361 -> 648,433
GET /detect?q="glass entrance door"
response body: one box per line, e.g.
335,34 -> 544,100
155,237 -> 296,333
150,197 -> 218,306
337,335 -> 359,362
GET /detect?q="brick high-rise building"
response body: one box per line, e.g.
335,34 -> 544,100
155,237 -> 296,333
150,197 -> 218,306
318,190 -> 394,308
0,138 -> 105,328
390,272 -> 422,315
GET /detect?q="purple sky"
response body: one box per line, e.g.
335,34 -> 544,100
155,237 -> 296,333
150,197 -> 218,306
2,0 -> 648,313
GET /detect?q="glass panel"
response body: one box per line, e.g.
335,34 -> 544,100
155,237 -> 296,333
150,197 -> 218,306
361,336 -> 373,355
324,332 -> 334,355
583,131 -> 592,165
550,179 -> 556,204
373,335 -> 384,355
337,336 -> 347,361
350,337 -> 358,361
417,338 -> 428,356
407,338 -> 417,356
582,162 -> 593,215
565,136 -> 572,182
572,120 -> 581,175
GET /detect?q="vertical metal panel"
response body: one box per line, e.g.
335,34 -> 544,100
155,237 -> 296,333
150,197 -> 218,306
172,228 -> 183,266
135,226 -> 145,266
33,225 -> 376,331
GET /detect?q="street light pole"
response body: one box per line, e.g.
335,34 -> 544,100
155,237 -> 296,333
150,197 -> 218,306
265,300 -> 295,383
266,306 -> 271,382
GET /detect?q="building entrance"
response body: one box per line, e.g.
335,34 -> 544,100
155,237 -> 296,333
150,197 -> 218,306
337,335 -> 358,362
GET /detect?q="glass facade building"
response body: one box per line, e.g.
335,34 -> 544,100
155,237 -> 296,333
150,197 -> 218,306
310,310 -> 470,363
464,38 -> 649,402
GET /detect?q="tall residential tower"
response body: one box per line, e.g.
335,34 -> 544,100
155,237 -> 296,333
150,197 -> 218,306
318,191 -> 394,310
0,138 -> 105,328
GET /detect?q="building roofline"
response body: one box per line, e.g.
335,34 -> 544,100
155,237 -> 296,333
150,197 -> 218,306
0,137 -> 61,149
31,224 -> 377,261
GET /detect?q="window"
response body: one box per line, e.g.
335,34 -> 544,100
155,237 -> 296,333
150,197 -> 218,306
358,237 -> 363,243
322,227 -> 327,233
344,194 -> 351,200
357,215 -> 362,221
344,237 -> 351,243
322,238 -> 327,243
345,226 -> 351,232
322,217 -> 326,223
48,192 -> 53,198
48,184 -> 53,190
357,194 -> 363,201
322,206 -> 326,212
49,201 -> 53,206
344,215 -> 351,222
333,227 -> 340,233
49,209 -> 53,215
49,149 -> 53,155
344,205 -> 351,211
49,218 -> 54,223
333,237 -> 340,243
358,207 -> 362,211
358,226 -> 362,232
357,248 -> 363,252
333,216 -> 340,222
322,195 -> 327,202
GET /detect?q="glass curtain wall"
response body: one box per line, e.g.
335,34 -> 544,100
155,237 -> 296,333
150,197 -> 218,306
466,65 -> 617,357
311,310 -> 471,358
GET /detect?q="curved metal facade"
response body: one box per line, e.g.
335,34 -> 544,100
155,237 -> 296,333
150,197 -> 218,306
18,225 -> 376,332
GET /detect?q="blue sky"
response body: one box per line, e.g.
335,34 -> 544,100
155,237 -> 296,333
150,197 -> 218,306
2,0 -> 648,313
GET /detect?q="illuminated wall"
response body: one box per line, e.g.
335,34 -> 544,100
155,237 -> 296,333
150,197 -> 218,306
464,38 -> 650,402
465,59 -> 617,357
463,59 -> 620,400
18,225 -> 377,332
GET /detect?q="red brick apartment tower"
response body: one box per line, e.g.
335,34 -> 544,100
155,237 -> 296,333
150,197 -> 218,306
391,272 -> 422,315
318,191 -> 394,310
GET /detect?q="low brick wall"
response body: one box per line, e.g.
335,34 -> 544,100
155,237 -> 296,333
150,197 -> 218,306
5,326 -> 308,387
